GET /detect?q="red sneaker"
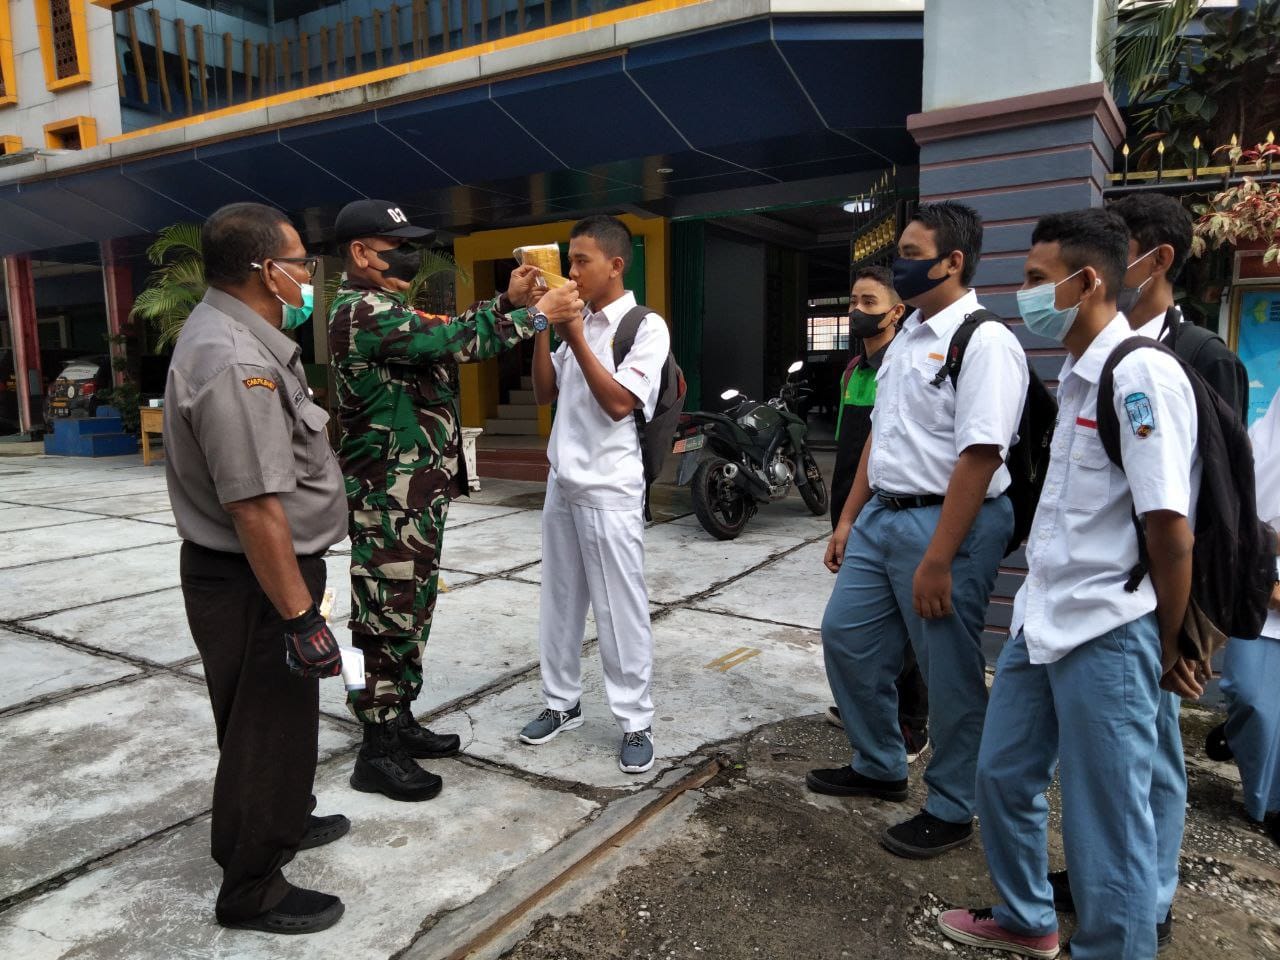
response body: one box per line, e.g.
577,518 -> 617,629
939,908 -> 1060,959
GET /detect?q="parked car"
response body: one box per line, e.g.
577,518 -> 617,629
43,355 -> 111,432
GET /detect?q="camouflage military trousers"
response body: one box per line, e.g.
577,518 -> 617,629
346,495 -> 450,724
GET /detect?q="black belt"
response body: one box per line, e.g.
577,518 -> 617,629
875,492 -> 946,511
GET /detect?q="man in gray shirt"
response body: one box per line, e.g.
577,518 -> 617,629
165,202 -> 348,935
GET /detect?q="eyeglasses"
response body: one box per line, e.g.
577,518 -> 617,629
268,257 -> 320,279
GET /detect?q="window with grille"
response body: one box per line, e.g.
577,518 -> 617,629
50,0 -> 81,80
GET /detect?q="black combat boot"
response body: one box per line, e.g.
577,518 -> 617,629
350,721 -> 443,802
392,710 -> 461,759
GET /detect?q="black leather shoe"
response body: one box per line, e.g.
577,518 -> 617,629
298,813 -> 350,851
805,766 -> 908,800
351,722 -> 443,802
220,886 -> 344,935
393,711 -> 461,759
1205,722 -> 1234,762
880,810 -> 973,859
1157,911 -> 1173,951
1048,868 -> 1075,912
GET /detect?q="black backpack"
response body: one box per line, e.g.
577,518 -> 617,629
1162,307 -> 1250,420
931,309 -> 1059,557
613,305 -> 687,520
1096,338 -> 1275,661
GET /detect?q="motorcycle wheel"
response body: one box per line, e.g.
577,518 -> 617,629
797,450 -> 829,516
691,457 -> 753,540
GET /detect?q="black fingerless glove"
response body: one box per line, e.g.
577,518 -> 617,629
283,604 -> 342,679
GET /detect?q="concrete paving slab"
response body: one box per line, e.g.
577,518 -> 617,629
65,491 -> 177,518
131,510 -> 177,526
694,540 -> 833,630
0,504 -> 92,533
0,628 -> 140,711
512,521 -> 811,605
23,587 -> 198,665
669,501 -> 831,543
464,478 -> 546,506
0,755 -> 598,960
0,674 -> 220,900
447,501 -> 524,528
0,476 -> 169,506
0,541 -> 181,621
439,509 -> 545,574
0,517 -> 178,569
0,673 -> 356,902
436,607 -> 828,790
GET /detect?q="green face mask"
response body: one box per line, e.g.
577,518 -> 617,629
263,261 -> 314,331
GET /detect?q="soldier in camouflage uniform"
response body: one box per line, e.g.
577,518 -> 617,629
328,200 -> 582,801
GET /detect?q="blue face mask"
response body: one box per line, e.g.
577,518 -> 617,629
1016,269 -> 1097,342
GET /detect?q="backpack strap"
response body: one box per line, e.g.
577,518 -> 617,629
1097,337 -> 1175,592
930,308 -> 1003,389
613,304 -> 657,521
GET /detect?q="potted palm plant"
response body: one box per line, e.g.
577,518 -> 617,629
129,223 -> 207,349
1190,140 -> 1280,278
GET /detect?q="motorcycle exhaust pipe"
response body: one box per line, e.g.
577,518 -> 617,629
722,463 -> 739,480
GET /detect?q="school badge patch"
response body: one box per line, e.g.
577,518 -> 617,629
1124,392 -> 1155,438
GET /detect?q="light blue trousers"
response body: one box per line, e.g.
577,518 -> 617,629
1151,690 -> 1185,921
977,619 -> 1161,960
1221,634 -> 1280,822
821,496 -> 1011,824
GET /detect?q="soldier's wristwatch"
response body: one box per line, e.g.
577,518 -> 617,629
530,310 -> 550,333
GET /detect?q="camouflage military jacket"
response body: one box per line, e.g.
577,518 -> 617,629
328,279 -> 535,512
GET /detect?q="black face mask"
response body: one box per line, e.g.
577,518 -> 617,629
372,244 -> 422,282
849,309 -> 895,340
891,255 -> 948,302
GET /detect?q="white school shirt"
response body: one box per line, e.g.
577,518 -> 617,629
1011,314 -> 1201,665
867,289 -> 1029,498
548,291 -> 670,510
1248,389 -> 1280,639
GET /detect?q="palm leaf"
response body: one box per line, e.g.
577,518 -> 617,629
147,223 -> 203,266
1103,0 -> 1203,99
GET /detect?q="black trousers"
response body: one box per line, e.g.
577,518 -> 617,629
180,541 -> 326,922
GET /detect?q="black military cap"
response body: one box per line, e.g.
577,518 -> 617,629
334,199 -> 434,244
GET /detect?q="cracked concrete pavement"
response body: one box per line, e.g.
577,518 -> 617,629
3,453 -> 1276,960
0,453 -> 838,958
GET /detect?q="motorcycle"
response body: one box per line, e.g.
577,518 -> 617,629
672,360 -> 828,540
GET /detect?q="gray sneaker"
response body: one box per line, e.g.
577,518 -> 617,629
619,728 -> 655,774
518,704 -> 583,745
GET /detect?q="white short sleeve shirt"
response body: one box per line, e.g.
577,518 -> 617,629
548,291 -> 670,510
1011,314 -> 1201,664
867,289 -> 1029,498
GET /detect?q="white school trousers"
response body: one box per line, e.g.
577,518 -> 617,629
538,473 -> 653,732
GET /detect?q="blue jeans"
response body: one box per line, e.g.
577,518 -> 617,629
821,495 -> 1012,824
1151,691 -> 1185,921
1221,634 -> 1280,822
977,620 -> 1161,960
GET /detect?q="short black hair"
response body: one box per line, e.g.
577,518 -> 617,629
1107,192 -> 1194,278
912,201 -> 983,286
202,203 -> 292,288
853,266 -> 900,302
570,215 -> 633,270
1030,208 -> 1130,297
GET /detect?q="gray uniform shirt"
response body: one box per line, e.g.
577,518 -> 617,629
163,288 -> 347,556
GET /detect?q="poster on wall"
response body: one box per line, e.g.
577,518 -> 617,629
1232,284 -> 1280,425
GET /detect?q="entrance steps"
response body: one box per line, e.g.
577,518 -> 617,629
43,407 -> 140,457
484,376 -> 542,437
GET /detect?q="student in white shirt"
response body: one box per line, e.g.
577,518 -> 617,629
1211,389 -> 1280,848
809,201 -> 1029,859
940,208 -> 1203,960
518,215 -> 670,775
